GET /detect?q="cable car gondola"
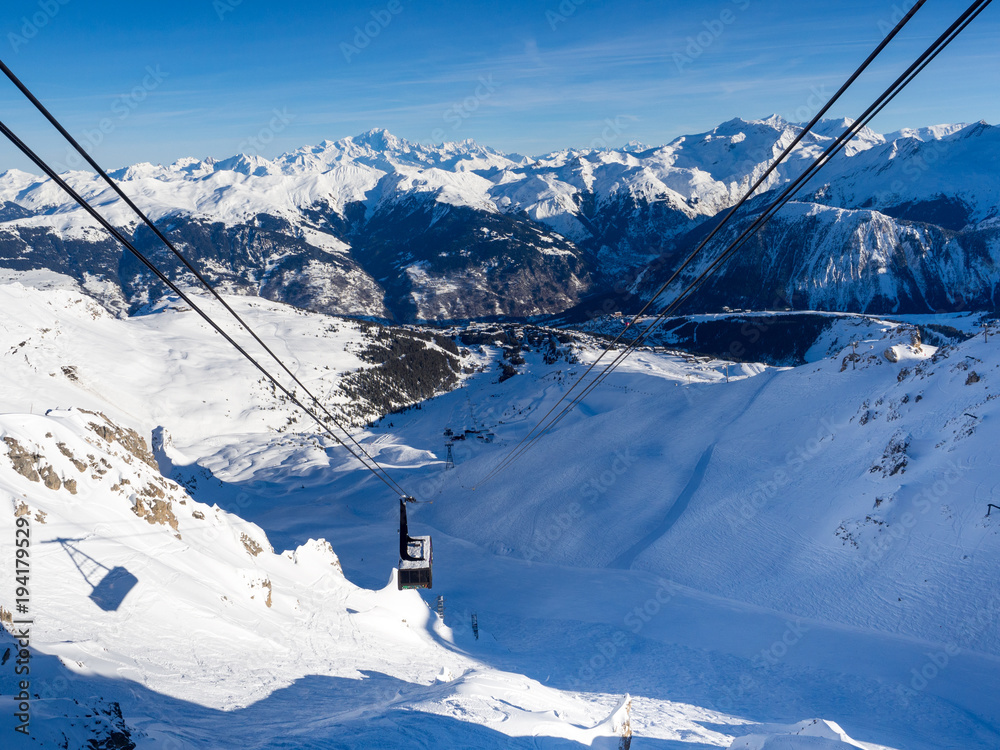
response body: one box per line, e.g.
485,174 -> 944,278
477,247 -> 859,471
398,496 -> 432,590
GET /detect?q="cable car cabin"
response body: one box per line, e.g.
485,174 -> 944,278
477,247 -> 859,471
398,497 -> 432,590
399,535 -> 432,589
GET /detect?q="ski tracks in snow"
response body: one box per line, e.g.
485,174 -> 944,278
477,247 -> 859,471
611,369 -> 778,570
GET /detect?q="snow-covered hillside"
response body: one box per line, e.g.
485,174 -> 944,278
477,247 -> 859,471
645,121 -> 1000,316
2,117 -> 998,321
1,281 -> 998,748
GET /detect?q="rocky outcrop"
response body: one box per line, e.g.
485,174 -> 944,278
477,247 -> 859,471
82,410 -> 159,470
4,436 -> 41,483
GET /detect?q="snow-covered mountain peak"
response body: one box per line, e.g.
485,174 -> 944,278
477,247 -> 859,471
265,130 -> 518,177
213,152 -> 282,177
168,156 -> 216,178
622,139 -> 652,152
886,122 -> 971,142
805,117 -> 881,144
0,167 -> 42,193
714,114 -> 788,135
355,126 -> 400,149
949,119 -> 995,141
107,161 -> 187,182
758,112 -> 788,128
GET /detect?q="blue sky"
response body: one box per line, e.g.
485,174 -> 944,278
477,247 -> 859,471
0,0 -> 997,171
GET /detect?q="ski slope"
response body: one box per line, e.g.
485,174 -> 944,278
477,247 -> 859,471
0,281 -> 997,748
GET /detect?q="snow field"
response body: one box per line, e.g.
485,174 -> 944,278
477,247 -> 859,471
0,283 -> 997,747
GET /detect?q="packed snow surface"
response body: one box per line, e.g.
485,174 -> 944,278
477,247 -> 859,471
0,282 -> 998,748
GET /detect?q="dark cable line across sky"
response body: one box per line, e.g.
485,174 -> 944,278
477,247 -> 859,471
0,115 -> 409,499
655,0 -> 994,330
0,57 -> 408,498
474,0 -> 990,488
0,0 -> 991,502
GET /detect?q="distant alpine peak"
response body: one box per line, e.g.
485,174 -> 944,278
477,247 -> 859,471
622,139 -> 651,152
340,128 -> 488,156
714,114 -> 789,134
755,113 -> 790,130
352,127 -> 403,150
886,122 -> 971,142
213,152 -> 281,176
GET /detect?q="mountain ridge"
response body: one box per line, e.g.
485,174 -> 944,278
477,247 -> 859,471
1,115 -> 997,321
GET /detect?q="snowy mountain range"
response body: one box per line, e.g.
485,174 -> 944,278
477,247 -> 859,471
2,116 -> 998,321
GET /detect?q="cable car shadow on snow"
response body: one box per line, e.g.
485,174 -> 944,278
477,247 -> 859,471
46,537 -> 138,612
